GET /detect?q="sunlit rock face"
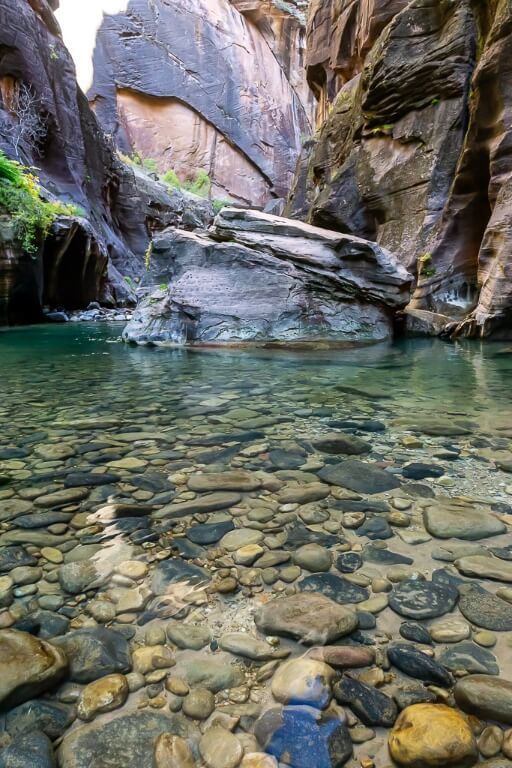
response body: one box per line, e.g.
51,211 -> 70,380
89,0 -> 314,206
286,0 -> 512,338
122,208 -> 412,346
0,0 -> 203,323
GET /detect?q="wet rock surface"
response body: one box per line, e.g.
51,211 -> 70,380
1,328 -> 512,767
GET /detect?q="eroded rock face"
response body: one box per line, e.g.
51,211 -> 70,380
122,207 -> 412,345
0,0 -> 210,325
287,0 -> 512,338
89,0 -> 314,206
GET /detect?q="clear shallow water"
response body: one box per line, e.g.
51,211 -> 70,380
1,324 -> 512,766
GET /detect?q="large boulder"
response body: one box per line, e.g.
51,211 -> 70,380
122,208 -> 412,345
286,0 -> 512,338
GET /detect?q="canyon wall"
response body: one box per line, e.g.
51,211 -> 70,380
286,0 -> 512,338
0,0 -> 198,324
89,0 -> 314,206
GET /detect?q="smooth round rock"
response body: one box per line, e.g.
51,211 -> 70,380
154,733 -> 195,768
388,704 -> 478,767
271,658 -> 335,709
430,618 -> 471,644
455,675 -> 512,724
292,544 -> 332,573
77,674 -> 129,721
199,726 -> 243,768
182,688 -> 215,720
438,642 -> 499,676
389,580 -> 457,619
220,528 -> 264,552
458,585 -> 512,631
254,593 -> 358,645
478,726 -> 504,758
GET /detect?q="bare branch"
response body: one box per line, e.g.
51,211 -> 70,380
1,82 -> 48,161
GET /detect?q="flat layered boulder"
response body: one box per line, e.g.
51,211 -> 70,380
123,209 -> 411,346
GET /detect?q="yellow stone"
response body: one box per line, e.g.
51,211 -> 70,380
77,674 -> 128,721
388,704 -> 478,768
154,734 -> 195,768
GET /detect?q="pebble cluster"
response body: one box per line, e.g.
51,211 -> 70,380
1,329 -> 512,768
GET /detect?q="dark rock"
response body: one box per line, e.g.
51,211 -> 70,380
393,685 -> 437,710
438,642 -> 499,676
356,517 -> 393,540
0,547 -> 37,573
389,579 -> 458,619
318,460 -> 401,494
170,538 -> 205,560
186,520 -> 234,545
5,700 -> 75,739
458,584 -> 512,631
357,611 -> 377,630
283,522 -> 338,550
328,419 -> 386,432
312,433 -> 371,455
151,558 -> 210,596
299,573 -> 369,604
399,622 -> 432,645
331,499 -> 390,514
53,628 -> 130,684
57,711 -> 196,768
334,675 -> 398,727
14,512 -> 72,529
254,705 -> 353,768
387,643 -> 453,687
363,545 -> 413,566
64,473 -> 120,488
0,730 -> 55,768
401,463 -> 445,480
336,552 -> 362,573
269,449 -> 306,470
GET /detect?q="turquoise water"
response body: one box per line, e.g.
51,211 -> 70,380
1,323 -> 511,424
1,323 -> 512,766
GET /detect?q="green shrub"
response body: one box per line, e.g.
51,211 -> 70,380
0,152 -> 80,253
185,168 -> 211,197
162,169 -> 181,189
212,198 -> 231,214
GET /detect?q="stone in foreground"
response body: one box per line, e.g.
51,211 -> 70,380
254,705 -> 352,768
123,209 -> 411,346
454,675 -> 512,724
423,504 -> 506,540
388,704 -> 478,767
58,711 -> 197,768
0,629 -> 67,710
254,592 -> 358,645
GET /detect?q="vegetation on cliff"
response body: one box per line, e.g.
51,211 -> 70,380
0,153 -> 80,253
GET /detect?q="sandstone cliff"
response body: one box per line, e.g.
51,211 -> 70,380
286,0 -> 512,338
0,0 -> 208,324
89,0 -> 314,206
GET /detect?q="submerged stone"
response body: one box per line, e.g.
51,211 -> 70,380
254,705 -> 353,768
318,460 -> 401,494
389,580 -> 458,619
